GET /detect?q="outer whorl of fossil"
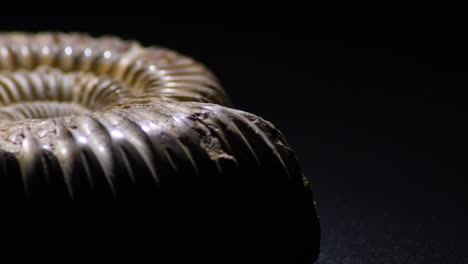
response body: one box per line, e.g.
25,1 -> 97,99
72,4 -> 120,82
0,32 -> 319,263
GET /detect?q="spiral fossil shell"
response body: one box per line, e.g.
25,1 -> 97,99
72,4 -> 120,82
0,32 -> 319,263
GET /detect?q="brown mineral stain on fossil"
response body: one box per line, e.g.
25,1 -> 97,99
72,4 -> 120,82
0,32 -> 320,263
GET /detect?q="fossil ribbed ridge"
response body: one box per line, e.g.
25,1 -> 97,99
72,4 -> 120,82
0,32 -> 294,196
0,32 -> 319,263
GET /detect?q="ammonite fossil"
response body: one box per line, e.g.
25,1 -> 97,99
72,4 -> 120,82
0,32 -> 320,263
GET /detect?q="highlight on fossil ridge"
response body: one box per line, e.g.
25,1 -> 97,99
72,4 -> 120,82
0,32 -> 320,263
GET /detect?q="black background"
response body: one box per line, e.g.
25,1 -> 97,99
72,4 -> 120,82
1,1 -> 467,263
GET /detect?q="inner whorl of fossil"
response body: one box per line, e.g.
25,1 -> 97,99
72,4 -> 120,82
0,67 -> 129,120
0,33 -> 228,121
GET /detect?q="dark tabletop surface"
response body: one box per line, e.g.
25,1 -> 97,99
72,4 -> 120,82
1,2 -> 467,263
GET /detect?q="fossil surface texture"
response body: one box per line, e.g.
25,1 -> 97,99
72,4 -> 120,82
0,32 -> 320,263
